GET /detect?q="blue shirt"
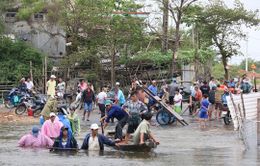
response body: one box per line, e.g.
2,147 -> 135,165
148,85 -> 157,96
228,82 -> 235,88
200,99 -> 209,112
58,114 -> 73,134
116,90 -> 126,105
105,105 -> 128,123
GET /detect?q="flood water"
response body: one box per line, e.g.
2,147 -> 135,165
1,111 -> 260,166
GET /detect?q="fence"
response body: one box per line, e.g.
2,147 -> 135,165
0,83 -> 15,104
226,92 -> 260,148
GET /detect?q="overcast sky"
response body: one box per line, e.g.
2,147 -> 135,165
215,0 -> 260,64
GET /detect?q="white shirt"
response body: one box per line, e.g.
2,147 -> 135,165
209,81 -> 216,90
25,81 -> 34,90
88,136 -> 100,151
96,91 -> 107,104
174,93 -> 182,107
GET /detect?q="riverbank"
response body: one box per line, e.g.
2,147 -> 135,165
0,105 -> 38,125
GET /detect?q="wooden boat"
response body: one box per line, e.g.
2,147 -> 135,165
115,141 -> 157,152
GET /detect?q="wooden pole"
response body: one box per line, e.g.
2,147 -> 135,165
111,47 -> 115,86
30,61 -> 33,81
42,58 -> 45,93
44,56 -> 47,94
257,98 -> 260,145
240,93 -> 246,118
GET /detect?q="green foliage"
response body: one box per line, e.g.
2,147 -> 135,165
184,0 -> 259,79
119,50 -> 172,66
239,58 -> 260,73
120,48 -> 215,66
178,49 -> 215,64
0,37 -> 43,82
212,63 -> 240,79
17,0 -> 45,20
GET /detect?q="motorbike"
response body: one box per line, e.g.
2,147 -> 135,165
221,104 -> 232,125
15,94 -> 47,117
4,88 -> 30,109
179,87 -> 191,103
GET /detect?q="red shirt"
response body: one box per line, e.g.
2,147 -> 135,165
195,90 -> 202,101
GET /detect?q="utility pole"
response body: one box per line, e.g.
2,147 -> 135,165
161,0 -> 169,53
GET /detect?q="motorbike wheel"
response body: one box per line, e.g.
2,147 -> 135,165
15,105 -> 27,115
4,99 -> 15,109
33,108 -> 42,117
156,110 -> 171,125
224,114 -> 231,125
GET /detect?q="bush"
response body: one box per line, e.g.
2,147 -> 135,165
0,37 -> 43,82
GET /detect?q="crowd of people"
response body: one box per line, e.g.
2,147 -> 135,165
18,73 -> 255,149
18,76 -> 160,150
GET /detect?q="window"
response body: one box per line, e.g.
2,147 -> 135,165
34,13 -> 44,21
5,12 -> 16,23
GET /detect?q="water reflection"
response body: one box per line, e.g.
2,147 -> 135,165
49,149 -> 157,159
1,119 -> 260,166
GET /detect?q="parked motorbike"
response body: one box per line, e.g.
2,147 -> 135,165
4,88 -> 30,109
221,104 -> 232,125
179,87 -> 191,103
15,94 -> 47,117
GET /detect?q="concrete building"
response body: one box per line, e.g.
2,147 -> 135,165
4,9 -> 66,61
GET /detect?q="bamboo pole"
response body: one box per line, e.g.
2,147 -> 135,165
240,93 -> 246,118
42,58 -> 45,93
44,56 -> 47,94
257,98 -> 260,145
30,61 -> 33,81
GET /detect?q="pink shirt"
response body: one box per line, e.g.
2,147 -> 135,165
18,132 -> 54,148
41,119 -> 63,138
80,82 -> 88,92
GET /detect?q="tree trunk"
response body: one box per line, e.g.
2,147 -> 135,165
171,22 -> 180,77
221,55 -> 229,80
162,0 -> 169,53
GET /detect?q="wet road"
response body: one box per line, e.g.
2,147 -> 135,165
0,110 -> 260,166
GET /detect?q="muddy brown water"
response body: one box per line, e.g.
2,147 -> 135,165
0,110 -> 260,166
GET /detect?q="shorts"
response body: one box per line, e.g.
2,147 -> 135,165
199,110 -> 208,119
98,103 -> 106,117
169,96 -> 174,105
84,102 -> 93,112
194,101 -> 201,109
174,105 -> 182,114
208,103 -> 215,110
127,114 -> 141,134
215,102 -> 222,110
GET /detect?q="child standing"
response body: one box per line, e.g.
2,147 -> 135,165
198,94 -> 210,129
173,88 -> 182,114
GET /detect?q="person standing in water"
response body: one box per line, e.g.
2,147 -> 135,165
52,126 -> 78,149
82,86 -> 95,121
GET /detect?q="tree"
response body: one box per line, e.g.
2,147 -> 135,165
239,58 -> 260,73
0,37 -> 43,82
166,0 -> 198,77
190,0 -> 259,79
